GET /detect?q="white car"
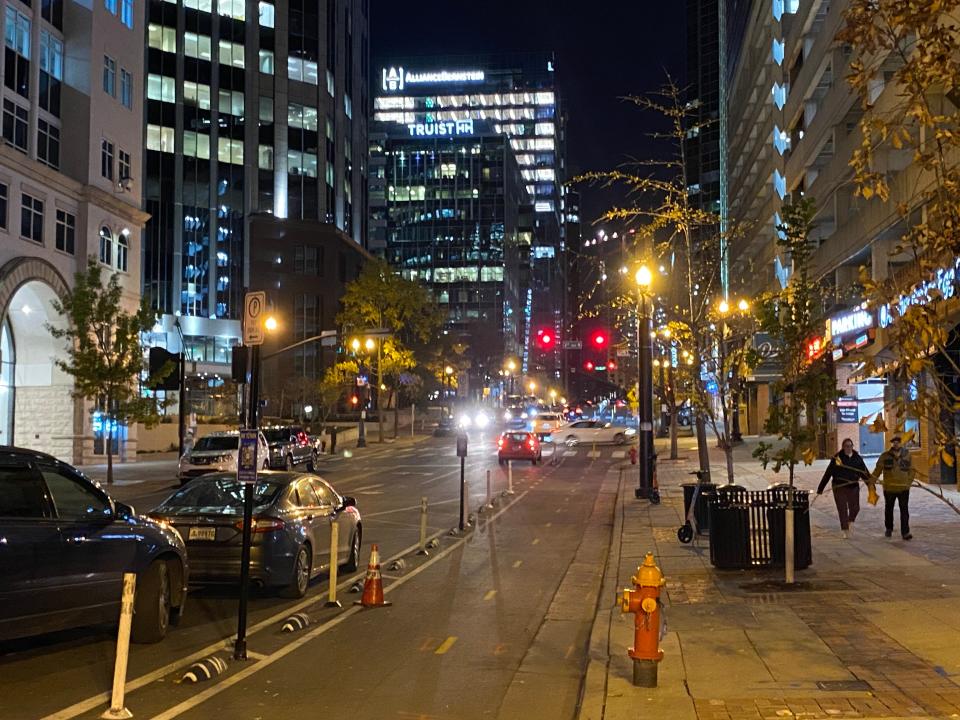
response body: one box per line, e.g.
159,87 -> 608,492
531,412 -> 565,439
178,431 -> 270,485
555,420 -> 636,446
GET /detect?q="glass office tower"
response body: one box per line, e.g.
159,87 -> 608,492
141,0 -> 368,385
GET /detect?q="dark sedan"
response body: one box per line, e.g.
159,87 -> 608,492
150,472 -> 361,598
0,447 -> 189,644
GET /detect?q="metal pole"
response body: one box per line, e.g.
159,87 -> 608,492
357,381 -> 367,448
417,496 -> 429,555
731,379 -> 743,442
326,520 -> 341,607
377,341 -> 384,443
178,351 -> 187,458
411,404 -> 415,437
638,293 -> 654,499
483,469 -> 493,511
235,344 -> 258,661
101,573 -> 136,720
459,456 -> 466,531
507,460 -> 514,495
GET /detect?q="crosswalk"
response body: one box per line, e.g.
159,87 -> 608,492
550,447 -> 630,461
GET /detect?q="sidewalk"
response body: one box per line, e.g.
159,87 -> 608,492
580,437 -> 960,720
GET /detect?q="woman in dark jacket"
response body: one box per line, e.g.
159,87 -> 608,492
817,438 -> 869,538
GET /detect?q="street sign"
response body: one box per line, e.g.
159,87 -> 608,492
456,433 -> 468,458
237,428 -> 259,484
562,340 -> 582,350
243,291 -> 266,346
616,349 -> 631,357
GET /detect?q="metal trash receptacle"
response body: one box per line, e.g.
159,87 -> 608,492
707,484 -> 751,569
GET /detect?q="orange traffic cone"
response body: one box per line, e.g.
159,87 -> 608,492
354,544 -> 391,608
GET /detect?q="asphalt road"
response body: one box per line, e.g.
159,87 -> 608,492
1,431 -> 628,720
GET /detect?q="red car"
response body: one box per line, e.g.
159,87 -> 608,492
498,431 -> 542,465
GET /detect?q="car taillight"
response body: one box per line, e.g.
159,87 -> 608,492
528,438 -> 535,449
498,437 -> 504,447
235,517 -> 285,533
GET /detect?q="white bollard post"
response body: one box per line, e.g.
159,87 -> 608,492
101,573 -> 136,719
326,521 -> 341,607
417,496 -> 429,555
481,469 -> 494,512
785,506 -> 795,585
507,460 -> 515,495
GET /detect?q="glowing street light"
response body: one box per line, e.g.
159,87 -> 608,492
635,265 -> 653,289
264,315 -> 278,332
718,300 -> 730,315
738,298 -> 750,312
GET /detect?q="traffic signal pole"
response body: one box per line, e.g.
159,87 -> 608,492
235,343 -> 258,661
637,293 -> 655,500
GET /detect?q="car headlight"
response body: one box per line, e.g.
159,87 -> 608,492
475,412 -> 489,429
521,412 -> 528,419
458,415 -> 472,429
529,409 -> 538,418
503,410 -> 512,421
625,427 -> 637,436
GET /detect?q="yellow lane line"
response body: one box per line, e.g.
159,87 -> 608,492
435,636 -> 458,655
483,590 -> 497,601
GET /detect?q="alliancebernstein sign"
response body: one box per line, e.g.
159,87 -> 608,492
382,66 -> 485,92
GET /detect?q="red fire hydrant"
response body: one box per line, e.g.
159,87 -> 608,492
619,552 -> 665,687
629,446 -> 638,465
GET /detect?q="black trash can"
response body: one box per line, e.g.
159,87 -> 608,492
708,484 -> 751,569
766,483 -> 812,570
681,482 -> 718,533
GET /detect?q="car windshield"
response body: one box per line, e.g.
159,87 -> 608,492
156,477 -> 284,515
193,436 -> 238,452
504,433 -> 530,442
539,414 -> 560,421
263,429 -> 291,443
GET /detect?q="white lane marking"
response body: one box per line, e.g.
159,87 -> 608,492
563,450 -> 578,457
587,451 -> 601,458
351,483 -> 385,492
611,451 -> 626,459
146,487 -> 534,720
363,497 -> 459,518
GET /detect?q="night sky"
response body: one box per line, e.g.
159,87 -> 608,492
370,2 -> 687,229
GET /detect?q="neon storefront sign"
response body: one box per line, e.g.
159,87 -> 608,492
878,258 -> 960,328
406,119 -> 475,137
382,67 -> 485,92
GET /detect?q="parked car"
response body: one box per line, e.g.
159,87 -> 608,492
530,412 -> 565,440
263,426 -> 316,470
497,431 -> 542,465
0,447 -> 188,644
179,431 -> 270,485
555,420 -> 637,446
150,471 -> 361,598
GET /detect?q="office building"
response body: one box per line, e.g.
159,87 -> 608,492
0,0 -> 147,463
141,0 -> 369,413
369,52 -> 566,392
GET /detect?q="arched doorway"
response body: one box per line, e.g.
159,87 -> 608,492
0,258 -> 76,462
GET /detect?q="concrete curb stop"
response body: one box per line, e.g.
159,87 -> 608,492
180,656 -> 227,684
280,612 -> 311,633
348,579 -> 365,593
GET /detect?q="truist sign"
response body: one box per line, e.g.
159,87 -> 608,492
382,66 -> 485,92
407,119 -> 475,137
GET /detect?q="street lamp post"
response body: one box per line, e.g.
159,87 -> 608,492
351,338 -> 367,448
635,266 -> 654,500
444,365 -> 454,418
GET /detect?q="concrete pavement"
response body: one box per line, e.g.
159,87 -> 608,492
580,436 -> 960,720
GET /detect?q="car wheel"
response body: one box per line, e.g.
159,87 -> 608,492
343,529 -> 361,572
614,433 -> 626,446
306,451 -> 318,471
280,544 -> 311,598
284,454 -> 294,471
565,436 -> 578,447
131,560 -> 171,644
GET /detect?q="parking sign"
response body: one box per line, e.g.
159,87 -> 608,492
237,428 -> 259,484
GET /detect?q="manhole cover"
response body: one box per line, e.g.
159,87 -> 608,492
816,680 -> 871,692
738,579 -> 855,593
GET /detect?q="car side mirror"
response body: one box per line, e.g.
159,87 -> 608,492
114,501 -> 136,519
340,496 -> 356,509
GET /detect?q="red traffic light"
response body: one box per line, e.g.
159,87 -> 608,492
584,360 -> 595,371
592,331 -> 608,348
608,360 -> 617,370
536,327 -> 555,350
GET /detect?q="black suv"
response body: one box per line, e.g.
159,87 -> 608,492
0,447 -> 189,643
263,425 -> 317,470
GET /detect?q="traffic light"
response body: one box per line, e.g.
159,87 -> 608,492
592,331 -> 608,348
608,360 -> 617,371
536,327 -> 555,350
350,394 -> 359,406
584,360 -> 595,371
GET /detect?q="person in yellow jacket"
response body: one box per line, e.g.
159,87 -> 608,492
869,435 -> 916,540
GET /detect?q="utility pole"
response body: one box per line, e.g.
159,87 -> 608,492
635,267 -> 655,500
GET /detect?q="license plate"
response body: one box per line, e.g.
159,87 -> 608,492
188,526 -> 216,541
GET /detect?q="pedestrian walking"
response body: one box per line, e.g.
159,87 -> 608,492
869,435 -> 916,540
817,438 -> 868,538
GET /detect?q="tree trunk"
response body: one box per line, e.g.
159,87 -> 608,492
695,414 -> 711,481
